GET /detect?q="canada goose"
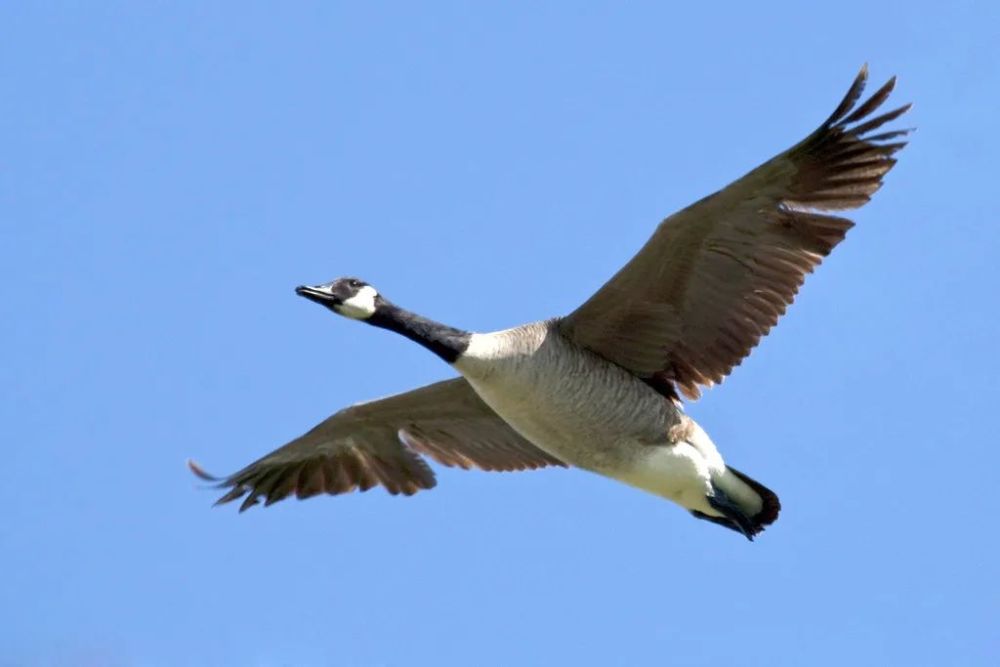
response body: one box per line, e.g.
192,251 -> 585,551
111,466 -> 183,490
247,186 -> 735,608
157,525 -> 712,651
190,66 -> 909,540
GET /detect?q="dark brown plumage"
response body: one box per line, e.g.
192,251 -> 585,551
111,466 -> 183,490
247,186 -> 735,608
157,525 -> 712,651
189,378 -> 565,511
558,65 -> 910,399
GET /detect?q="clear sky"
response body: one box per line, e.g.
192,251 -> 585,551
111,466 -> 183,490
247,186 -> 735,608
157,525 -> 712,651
3,2 -> 998,665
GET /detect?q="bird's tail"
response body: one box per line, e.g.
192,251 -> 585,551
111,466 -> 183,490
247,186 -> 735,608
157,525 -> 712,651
696,466 -> 781,539
717,466 -> 781,535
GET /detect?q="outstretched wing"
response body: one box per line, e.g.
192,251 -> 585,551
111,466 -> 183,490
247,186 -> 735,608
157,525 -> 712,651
559,66 -> 911,399
189,378 -> 565,511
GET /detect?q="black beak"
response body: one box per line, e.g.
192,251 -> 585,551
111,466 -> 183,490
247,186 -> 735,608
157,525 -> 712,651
295,285 -> 336,306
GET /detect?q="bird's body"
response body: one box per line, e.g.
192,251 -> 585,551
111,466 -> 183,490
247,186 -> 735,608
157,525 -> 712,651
455,321 -> 748,519
190,66 -> 910,540
458,321 -> 672,476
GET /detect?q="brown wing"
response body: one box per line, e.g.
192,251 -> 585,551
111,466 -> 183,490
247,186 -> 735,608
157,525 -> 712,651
189,378 -> 565,511
558,65 -> 911,399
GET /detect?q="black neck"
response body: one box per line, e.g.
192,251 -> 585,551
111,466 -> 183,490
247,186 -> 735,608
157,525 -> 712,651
368,301 -> 471,364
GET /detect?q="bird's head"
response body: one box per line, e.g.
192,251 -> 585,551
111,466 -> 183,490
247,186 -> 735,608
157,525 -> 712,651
295,277 -> 382,321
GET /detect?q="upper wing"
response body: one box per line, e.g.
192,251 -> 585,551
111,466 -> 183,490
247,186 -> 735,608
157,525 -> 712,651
558,66 -> 911,399
189,378 -> 565,511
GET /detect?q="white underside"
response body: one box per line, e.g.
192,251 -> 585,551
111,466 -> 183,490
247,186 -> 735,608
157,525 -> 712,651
616,440 -> 720,514
614,422 -> 763,518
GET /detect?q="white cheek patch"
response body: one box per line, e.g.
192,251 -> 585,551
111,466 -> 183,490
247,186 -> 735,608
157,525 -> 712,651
335,285 -> 378,319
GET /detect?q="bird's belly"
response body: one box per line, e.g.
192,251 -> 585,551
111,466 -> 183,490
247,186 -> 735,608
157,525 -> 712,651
455,325 -> 720,509
457,342 -> 674,473
468,376 -> 716,512
457,333 -> 724,512
614,443 -> 717,512
465,377 -> 636,472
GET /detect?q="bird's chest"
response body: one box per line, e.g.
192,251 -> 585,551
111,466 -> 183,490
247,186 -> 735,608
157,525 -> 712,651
455,329 -> 673,472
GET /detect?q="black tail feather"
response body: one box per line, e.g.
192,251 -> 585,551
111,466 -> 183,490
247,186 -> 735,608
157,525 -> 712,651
690,468 -> 781,541
726,466 -> 781,528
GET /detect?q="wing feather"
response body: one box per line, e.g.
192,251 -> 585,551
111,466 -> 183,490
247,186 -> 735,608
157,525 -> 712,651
189,378 -> 565,510
559,66 -> 911,399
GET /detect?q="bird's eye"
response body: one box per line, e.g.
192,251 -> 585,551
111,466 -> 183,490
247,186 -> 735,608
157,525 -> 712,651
348,279 -> 361,288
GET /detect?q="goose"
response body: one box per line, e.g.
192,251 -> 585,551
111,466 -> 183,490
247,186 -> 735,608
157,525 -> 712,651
190,66 -> 910,540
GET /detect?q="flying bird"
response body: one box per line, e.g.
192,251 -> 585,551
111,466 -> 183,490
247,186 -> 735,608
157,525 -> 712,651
190,66 -> 910,540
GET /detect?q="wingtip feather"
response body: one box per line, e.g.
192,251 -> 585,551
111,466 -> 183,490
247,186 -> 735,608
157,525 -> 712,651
825,65 -> 869,126
187,459 -> 222,482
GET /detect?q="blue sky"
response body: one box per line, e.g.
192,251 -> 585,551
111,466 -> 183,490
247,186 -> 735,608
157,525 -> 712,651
3,2 -> 998,665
